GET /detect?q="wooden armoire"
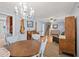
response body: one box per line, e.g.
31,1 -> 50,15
65,16 -> 77,56
59,16 -> 77,56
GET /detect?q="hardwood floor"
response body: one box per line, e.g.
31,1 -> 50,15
4,36 -> 71,57
44,42 -> 59,57
44,42 -> 72,57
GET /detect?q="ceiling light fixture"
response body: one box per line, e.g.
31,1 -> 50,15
14,2 -> 34,19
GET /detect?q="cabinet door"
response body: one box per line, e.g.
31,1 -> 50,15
10,16 -> 13,34
65,16 -> 76,55
66,39 -> 75,54
6,16 -> 13,34
59,39 -> 66,52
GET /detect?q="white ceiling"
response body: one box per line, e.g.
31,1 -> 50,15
0,2 -> 76,19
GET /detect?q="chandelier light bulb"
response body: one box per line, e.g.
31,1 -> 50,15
19,2 -> 23,6
14,6 -> 18,10
23,5 -> 27,12
15,2 -> 35,19
14,6 -> 18,15
30,8 -> 34,16
30,7 -> 33,10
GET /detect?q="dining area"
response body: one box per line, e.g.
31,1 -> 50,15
0,2 -> 48,57
0,2 -> 77,57
0,30 -> 49,57
8,35 -> 48,57
9,40 -> 40,57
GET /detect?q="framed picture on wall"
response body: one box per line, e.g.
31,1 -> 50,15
53,24 -> 58,29
27,21 -> 33,27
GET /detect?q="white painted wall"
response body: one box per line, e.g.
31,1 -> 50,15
37,18 -> 65,36
0,11 -> 27,43
14,15 -> 20,35
55,21 -> 65,34
50,21 -> 65,35
37,20 -> 46,36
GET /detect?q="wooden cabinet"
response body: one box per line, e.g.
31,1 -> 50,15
59,16 -> 77,56
65,16 -> 76,56
27,31 -> 32,40
59,39 -> 66,54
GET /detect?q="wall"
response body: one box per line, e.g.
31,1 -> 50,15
37,18 -> 65,36
58,21 -> 65,34
0,14 -> 8,33
14,15 -> 20,35
52,21 -> 65,34
0,14 -> 28,43
0,12 -> 12,45
37,20 -> 46,36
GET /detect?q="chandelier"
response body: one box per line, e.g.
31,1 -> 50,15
14,2 -> 34,19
